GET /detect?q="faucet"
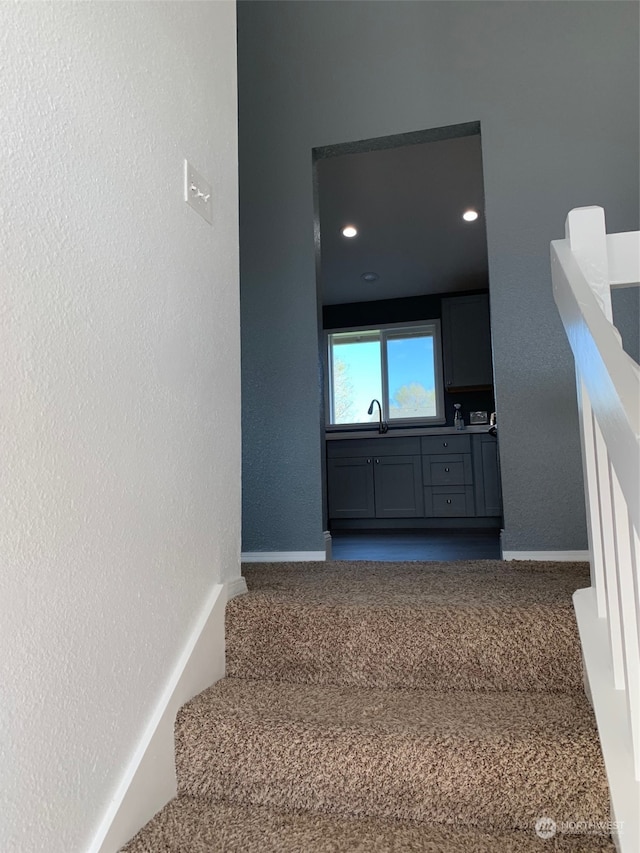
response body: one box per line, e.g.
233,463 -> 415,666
368,399 -> 388,434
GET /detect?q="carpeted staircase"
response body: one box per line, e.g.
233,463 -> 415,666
122,560 -> 613,851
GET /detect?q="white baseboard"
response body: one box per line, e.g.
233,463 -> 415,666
574,587 -> 639,853
241,550 -> 326,562
324,530 -> 332,561
226,576 -> 248,600
89,583 -> 227,853
502,550 -> 590,561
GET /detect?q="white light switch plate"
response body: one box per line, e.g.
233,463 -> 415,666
184,160 -> 212,224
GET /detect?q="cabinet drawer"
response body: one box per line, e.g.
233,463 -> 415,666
327,437 -> 421,458
424,486 -> 475,517
423,453 -> 472,486
421,434 -> 470,455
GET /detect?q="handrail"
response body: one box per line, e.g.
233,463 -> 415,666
551,206 -> 640,853
552,234 -> 640,519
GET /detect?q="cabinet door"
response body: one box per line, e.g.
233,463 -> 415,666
442,293 -> 493,390
327,457 -> 375,518
373,455 -> 424,518
472,434 -> 503,517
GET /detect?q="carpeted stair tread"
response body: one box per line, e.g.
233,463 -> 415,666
239,560 -> 590,605
121,797 -> 615,852
175,677 -> 609,830
227,560 -> 587,692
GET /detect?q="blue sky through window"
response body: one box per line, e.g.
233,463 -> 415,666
387,335 -> 436,418
331,338 -> 381,424
329,327 -> 439,424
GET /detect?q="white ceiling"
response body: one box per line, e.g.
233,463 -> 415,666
317,134 -> 489,306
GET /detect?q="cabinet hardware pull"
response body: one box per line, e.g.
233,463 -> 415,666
443,441 -> 448,447
446,499 -> 452,504
444,467 -> 450,472
367,458 -> 371,464
375,458 -> 379,464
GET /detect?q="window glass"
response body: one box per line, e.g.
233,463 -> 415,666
327,322 -> 443,427
330,331 -> 382,425
387,333 -> 437,419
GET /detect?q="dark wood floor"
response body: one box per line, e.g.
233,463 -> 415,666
330,529 -> 501,561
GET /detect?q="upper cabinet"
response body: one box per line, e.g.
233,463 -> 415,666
441,293 -> 493,391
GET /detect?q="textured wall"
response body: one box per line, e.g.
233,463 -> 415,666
0,3 -> 239,851
238,0 -> 639,552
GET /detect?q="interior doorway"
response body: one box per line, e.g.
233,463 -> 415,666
313,122 -> 502,561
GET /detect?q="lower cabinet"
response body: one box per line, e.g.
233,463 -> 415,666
327,453 -> 423,519
373,455 -> 424,518
327,433 -> 502,526
326,456 -> 375,518
473,433 -> 503,517
421,434 -> 475,517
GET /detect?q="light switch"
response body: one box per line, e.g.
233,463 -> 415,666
184,160 -> 212,224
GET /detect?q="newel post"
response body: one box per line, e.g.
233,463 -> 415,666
565,206 -> 613,322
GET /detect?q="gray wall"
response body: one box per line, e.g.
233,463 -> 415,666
238,0 -> 639,553
612,287 -> 640,365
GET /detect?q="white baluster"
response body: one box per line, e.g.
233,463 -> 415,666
593,417 -> 626,689
576,371 -> 607,616
610,468 -> 640,779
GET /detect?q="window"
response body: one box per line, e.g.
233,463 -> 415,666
326,321 -> 445,427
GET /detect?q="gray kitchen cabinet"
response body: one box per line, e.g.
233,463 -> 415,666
327,438 -> 422,519
421,434 -> 475,517
441,293 -> 493,390
423,454 -> 473,487
326,432 -> 502,526
421,434 -> 471,455
472,433 -> 502,517
424,486 -> 475,517
373,455 -> 424,518
327,456 -> 375,518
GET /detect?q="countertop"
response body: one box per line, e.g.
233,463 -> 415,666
326,425 -> 492,440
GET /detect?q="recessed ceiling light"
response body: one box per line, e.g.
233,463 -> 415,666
361,272 -> 379,283
342,225 -> 358,238
462,210 -> 479,222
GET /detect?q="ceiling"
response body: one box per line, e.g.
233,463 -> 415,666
317,133 -> 489,306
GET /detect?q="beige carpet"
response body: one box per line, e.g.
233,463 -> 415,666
123,559 -> 613,852
227,560 -> 589,692
122,799 -> 614,852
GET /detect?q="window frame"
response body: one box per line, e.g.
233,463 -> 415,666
325,319 -> 446,430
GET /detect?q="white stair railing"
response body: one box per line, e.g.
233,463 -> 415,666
551,206 -> 640,853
